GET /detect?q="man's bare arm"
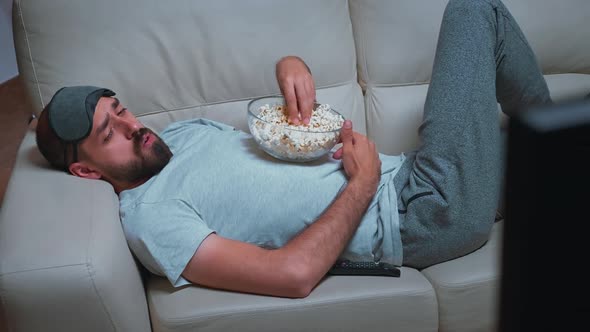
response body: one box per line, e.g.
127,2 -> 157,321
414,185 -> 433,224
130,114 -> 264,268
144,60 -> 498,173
182,121 -> 382,298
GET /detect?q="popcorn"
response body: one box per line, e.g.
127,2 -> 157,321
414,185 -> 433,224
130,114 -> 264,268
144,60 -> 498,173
249,103 -> 344,162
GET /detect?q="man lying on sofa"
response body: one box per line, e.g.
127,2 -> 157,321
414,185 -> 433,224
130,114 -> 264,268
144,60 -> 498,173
35,0 -> 551,298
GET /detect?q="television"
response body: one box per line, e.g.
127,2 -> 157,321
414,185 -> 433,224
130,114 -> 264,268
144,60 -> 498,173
498,96 -> 590,331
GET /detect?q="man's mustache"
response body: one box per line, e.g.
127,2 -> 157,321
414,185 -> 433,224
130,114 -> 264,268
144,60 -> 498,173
133,127 -> 153,145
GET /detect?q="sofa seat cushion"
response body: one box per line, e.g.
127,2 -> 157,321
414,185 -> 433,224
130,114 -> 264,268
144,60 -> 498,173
421,221 -> 504,332
147,268 -> 437,332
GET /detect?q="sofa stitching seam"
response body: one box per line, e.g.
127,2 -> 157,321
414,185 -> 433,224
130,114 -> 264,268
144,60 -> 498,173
366,81 -> 431,88
85,186 -> 117,331
16,1 -> 44,109
0,263 -> 87,277
137,80 -> 360,118
86,263 -> 117,331
430,276 -> 497,289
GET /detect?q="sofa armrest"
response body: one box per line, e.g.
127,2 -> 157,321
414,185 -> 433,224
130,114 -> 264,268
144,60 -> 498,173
0,132 -> 151,332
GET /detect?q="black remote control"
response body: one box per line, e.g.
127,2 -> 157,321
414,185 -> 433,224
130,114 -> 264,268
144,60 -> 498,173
328,259 -> 401,277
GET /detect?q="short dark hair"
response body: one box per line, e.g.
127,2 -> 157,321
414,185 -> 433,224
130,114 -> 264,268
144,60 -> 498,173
35,106 -> 75,172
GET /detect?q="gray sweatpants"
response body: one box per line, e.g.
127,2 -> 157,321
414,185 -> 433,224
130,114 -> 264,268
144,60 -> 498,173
394,0 -> 551,268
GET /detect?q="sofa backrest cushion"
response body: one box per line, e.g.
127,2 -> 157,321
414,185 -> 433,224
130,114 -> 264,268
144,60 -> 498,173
13,0 -> 366,134
350,0 -> 590,155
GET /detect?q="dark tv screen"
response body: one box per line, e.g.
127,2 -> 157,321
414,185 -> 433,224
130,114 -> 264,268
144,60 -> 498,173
499,97 -> 590,331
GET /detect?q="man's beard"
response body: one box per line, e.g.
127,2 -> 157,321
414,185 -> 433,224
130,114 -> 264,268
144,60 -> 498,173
105,127 -> 173,184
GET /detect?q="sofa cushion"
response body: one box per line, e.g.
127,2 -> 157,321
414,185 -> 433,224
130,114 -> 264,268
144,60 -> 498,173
147,268 -> 437,332
349,0 -> 590,154
349,0 -> 447,154
0,133 -> 151,332
139,84 -> 367,136
13,0 -> 364,132
544,74 -> 590,102
362,74 -> 590,155
421,221 -> 504,332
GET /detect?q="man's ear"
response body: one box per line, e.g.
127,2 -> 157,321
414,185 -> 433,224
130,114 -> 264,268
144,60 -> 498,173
69,162 -> 102,179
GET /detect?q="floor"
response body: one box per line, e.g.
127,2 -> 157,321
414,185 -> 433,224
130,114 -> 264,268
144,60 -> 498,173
0,75 -> 34,208
0,75 -> 33,330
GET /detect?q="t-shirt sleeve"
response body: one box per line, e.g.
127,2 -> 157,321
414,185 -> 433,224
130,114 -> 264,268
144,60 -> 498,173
121,199 -> 214,287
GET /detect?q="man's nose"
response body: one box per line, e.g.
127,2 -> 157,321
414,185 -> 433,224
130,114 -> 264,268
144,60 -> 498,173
118,117 -> 141,139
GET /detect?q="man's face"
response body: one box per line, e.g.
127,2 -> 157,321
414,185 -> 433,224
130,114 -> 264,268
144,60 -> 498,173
76,96 -> 172,185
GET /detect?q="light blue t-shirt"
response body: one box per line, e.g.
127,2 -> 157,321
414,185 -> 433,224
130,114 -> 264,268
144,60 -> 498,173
119,118 -> 405,287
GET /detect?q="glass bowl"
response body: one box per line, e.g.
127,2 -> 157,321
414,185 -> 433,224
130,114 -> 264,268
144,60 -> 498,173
247,96 -> 345,162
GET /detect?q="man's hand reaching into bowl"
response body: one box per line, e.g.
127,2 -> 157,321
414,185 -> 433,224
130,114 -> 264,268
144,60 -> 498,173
275,56 -> 316,125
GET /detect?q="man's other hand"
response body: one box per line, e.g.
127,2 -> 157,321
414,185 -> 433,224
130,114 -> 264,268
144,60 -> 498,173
276,56 -> 316,125
333,120 -> 381,191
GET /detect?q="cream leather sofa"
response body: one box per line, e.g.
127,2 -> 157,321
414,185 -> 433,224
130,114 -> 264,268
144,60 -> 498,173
2,0 -> 589,331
